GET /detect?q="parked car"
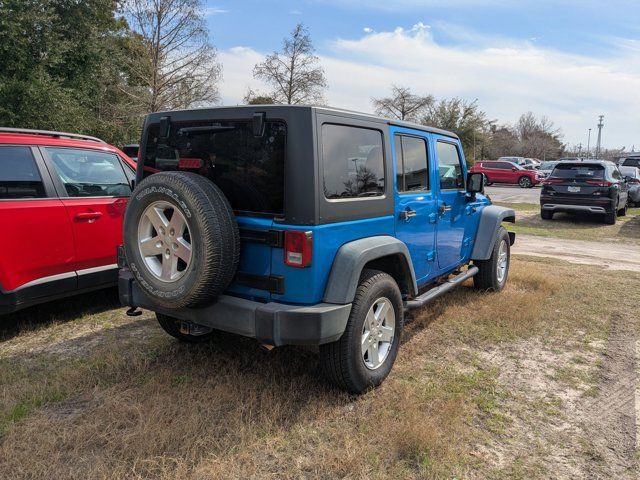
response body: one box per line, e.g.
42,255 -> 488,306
540,160 -> 629,224
497,156 -> 538,169
470,160 -> 543,188
536,160 -> 561,178
0,128 -> 136,314
619,166 -> 640,206
118,106 -> 516,393
619,156 -> 640,168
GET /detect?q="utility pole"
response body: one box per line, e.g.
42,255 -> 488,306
587,128 -> 591,157
595,115 -> 604,158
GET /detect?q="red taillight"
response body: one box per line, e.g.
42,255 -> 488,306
284,230 -> 313,268
542,178 -> 563,185
178,157 -> 203,169
585,180 -> 612,186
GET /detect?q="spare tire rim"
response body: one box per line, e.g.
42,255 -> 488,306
137,200 -> 193,282
362,297 -> 395,370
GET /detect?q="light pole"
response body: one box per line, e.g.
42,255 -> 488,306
595,115 -> 604,158
587,128 -> 591,157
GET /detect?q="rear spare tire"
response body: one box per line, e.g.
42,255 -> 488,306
123,172 -> 240,309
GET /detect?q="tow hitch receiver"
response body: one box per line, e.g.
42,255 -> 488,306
179,321 -> 214,337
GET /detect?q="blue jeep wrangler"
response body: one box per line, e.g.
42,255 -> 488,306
119,106 -> 515,393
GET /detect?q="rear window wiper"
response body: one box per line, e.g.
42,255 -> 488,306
177,126 -> 236,136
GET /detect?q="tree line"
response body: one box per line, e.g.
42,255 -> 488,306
0,0 -> 566,160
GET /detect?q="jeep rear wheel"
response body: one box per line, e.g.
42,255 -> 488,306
124,172 -> 240,309
320,269 -> 403,394
473,227 -> 510,292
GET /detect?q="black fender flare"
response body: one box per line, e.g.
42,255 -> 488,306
471,205 -> 516,260
323,236 -> 418,304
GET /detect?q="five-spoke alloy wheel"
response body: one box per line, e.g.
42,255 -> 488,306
138,201 -> 193,283
361,298 -> 395,370
320,269 -> 404,394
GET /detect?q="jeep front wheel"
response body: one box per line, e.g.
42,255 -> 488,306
473,227 -> 510,291
123,172 -> 240,309
320,269 -> 403,394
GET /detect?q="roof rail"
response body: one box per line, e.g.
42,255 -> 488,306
0,127 -> 106,144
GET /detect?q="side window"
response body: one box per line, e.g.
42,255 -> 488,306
322,124 -> 385,199
395,135 -> 429,193
612,167 -> 622,180
497,162 -> 512,170
437,142 -> 464,190
45,148 -> 132,198
0,146 -> 46,199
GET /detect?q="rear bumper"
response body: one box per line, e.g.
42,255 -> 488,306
540,195 -> 615,213
119,268 -> 351,346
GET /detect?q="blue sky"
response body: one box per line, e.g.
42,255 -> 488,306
204,0 -> 640,149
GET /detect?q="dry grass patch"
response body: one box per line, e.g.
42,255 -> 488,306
495,204 -> 640,244
0,259 -> 638,479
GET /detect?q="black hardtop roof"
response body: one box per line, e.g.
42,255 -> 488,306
146,105 -> 460,140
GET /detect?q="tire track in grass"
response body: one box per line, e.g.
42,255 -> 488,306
586,312 -> 638,478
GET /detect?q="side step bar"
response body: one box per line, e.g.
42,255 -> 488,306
404,265 -> 479,311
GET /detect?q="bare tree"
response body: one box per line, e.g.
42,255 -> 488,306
251,23 -> 327,105
484,112 -> 565,160
124,0 -> 221,112
372,85 -> 434,122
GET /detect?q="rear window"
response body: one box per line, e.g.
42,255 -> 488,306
0,146 -> 46,199
622,158 -> 640,167
551,164 -> 604,179
322,124 -> 385,199
143,120 -> 285,215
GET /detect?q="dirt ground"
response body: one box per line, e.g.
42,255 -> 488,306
513,234 -> 640,271
1,255 -> 639,479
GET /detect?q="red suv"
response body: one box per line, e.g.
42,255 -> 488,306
470,160 -> 542,188
0,128 -> 136,314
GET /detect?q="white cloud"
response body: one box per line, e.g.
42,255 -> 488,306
219,24 -> 640,148
202,7 -> 228,16
363,27 -> 374,34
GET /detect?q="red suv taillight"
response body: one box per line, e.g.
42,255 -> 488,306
542,178 -> 563,185
284,230 -> 313,268
585,180 -> 612,186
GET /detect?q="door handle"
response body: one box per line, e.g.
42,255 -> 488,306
75,212 -> 103,221
439,204 -> 452,214
399,209 -> 417,220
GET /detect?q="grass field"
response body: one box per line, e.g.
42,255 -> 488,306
1,257 -> 639,479
495,203 -> 640,244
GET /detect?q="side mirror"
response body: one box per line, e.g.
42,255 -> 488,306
467,172 -> 484,194
512,167 -> 517,172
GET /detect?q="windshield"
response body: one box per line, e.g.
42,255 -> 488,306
142,120 -> 286,215
539,162 -> 556,169
550,164 -> 604,180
